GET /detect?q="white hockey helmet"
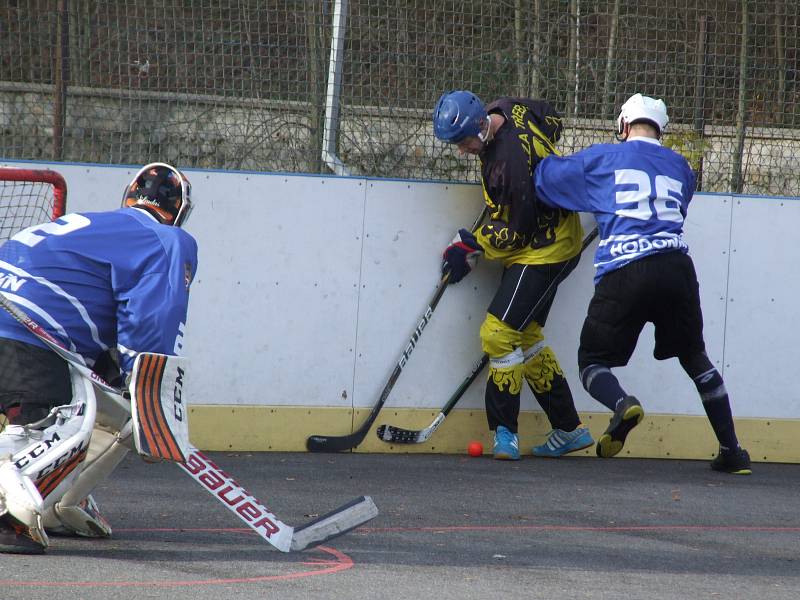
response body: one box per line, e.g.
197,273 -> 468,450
616,93 -> 669,137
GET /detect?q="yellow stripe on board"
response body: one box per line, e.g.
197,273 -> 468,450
188,406 -> 800,464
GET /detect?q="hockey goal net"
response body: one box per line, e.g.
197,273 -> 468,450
0,167 -> 67,242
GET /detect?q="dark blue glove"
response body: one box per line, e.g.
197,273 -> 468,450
442,228 -> 483,283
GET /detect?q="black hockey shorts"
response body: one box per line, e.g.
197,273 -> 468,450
578,251 -> 706,368
487,255 -> 580,330
0,337 -> 71,424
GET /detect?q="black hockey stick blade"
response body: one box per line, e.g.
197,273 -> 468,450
306,356 -> 408,452
376,421 -> 433,444
376,354 -> 489,444
306,431 -> 371,453
290,495 -> 379,551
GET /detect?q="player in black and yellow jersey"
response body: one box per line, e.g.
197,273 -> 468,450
433,90 -> 592,460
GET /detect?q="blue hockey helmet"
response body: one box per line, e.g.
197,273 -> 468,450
123,162 -> 193,227
433,90 -> 488,144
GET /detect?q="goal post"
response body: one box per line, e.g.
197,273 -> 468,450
0,167 -> 67,241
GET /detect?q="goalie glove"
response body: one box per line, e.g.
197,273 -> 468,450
442,228 -> 483,283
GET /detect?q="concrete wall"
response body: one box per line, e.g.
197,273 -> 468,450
1,160 -> 798,459
2,88 -> 800,195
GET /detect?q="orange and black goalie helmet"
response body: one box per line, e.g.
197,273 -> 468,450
122,162 -> 193,227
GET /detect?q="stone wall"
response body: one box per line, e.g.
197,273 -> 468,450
2,87 -> 799,196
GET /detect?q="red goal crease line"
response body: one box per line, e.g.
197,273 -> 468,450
362,524 -> 800,533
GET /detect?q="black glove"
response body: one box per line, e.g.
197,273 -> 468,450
92,348 -> 125,388
442,228 -> 483,283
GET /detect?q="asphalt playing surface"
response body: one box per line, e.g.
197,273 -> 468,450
2,451 -> 798,600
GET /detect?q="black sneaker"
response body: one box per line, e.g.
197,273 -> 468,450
0,522 -> 46,555
711,446 -> 752,475
596,396 -> 644,458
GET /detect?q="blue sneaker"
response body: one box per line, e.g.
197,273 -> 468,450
493,426 -> 520,460
532,426 -> 594,457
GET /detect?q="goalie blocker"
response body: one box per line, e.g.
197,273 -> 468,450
130,352 -> 190,463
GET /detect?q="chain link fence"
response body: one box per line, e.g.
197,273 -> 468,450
1,0 -> 798,195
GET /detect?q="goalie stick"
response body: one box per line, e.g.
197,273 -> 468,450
306,205 -> 490,453
375,226 -> 600,444
0,292 -> 378,552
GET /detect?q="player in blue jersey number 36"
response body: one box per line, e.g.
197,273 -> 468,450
0,163 -> 199,553
533,93 -> 751,475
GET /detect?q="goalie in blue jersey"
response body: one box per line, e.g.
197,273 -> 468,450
0,163 -> 199,553
533,93 -> 751,474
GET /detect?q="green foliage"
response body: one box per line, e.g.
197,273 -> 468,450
663,130 -> 710,172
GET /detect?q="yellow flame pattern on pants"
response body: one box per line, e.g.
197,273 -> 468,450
523,345 -> 564,394
480,313 -> 551,397
489,363 -> 523,395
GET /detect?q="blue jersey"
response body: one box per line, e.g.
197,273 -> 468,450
534,137 -> 696,282
0,207 -> 198,373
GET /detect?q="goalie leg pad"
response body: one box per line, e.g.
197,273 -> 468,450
0,424 -> 47,459
0,366 -> 96,546
50,494 -> 112,538
0,462 -> 48,553
43,423 -> 132,537
0,516 -> 47,554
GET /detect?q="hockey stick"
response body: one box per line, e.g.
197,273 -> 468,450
375,226 -> 600,444
306,204 -> 490,453
376,353 -> 489,444
177,449 -> 378,552
0,292 -> 378,552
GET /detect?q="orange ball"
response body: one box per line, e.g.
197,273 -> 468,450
467,440 -> 483,457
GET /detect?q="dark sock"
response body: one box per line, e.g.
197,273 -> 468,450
694,368 -> 739,450
580,365 -> 627,412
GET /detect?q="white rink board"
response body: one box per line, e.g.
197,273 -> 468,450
1,161 -> 798,419
181,173 -> 364,407
724,196 -> 800,418
353,179 -> 497,410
